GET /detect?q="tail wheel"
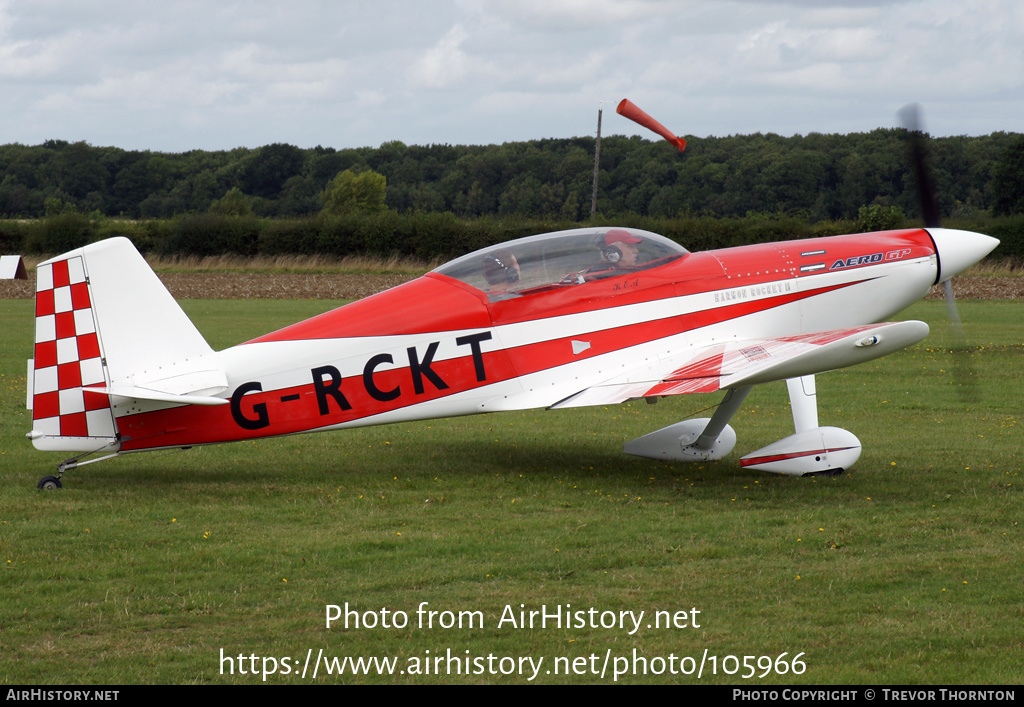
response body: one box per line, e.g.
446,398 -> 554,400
37,475 -> 62,490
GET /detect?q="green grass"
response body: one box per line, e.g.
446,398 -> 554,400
0,299 -> 1021,684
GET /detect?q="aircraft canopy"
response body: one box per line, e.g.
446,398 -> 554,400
434,227 -> 687,299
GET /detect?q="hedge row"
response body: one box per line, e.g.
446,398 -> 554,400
3,212 -> 1023,263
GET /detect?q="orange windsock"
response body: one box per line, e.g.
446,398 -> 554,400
616,99 -> 686,153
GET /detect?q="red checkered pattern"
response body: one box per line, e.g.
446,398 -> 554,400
32,257 -> 116,439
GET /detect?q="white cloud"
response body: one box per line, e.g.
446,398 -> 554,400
413,24 -> 473,89
0,0 -> 1019,150
488,0 -> 671,29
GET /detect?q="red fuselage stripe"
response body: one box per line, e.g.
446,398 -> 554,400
117,279 -> 862,451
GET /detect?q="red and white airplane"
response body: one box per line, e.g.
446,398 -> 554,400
26,221 -> 997,488
24,104 -> 999,488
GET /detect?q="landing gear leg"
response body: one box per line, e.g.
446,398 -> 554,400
35,445 -> 121,490
623,387 -> 751,461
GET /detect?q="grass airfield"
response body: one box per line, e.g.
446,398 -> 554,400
0,298 -> 1021,684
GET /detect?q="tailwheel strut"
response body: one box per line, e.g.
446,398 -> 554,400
36,444 -> 121,490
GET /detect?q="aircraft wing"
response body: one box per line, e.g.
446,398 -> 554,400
549,320 -> 929,409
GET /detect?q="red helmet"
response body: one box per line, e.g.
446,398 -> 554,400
603,229 -> 642,246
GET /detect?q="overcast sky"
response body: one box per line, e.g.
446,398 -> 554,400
0,0 -> 1021,152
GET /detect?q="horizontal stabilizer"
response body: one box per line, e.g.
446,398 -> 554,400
83,384 -> 228,407
89,365 -> 229,406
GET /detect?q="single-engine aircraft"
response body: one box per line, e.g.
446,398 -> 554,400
26,223 -> 997,488
24,104 -> 999,488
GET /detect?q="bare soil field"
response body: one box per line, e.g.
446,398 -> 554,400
1,272 -> 1021,301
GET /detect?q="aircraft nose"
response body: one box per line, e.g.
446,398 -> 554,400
927,228 -> 1000,284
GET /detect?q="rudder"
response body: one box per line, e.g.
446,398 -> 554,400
28,252 -> 117,451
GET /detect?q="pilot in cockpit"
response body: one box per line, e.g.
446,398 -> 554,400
559,230 -> 646,285
598,229 -> 643,271
482,249 -> 521,293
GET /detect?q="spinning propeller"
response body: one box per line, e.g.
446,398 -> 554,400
899,104 -> 978,401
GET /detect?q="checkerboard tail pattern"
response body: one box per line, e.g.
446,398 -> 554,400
30,256 -> 117,441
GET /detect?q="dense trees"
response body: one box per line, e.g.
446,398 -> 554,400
1,130 -> 1020,223
321,169 -> 388,215
2,130 -> 1022,263
992,136 -> 1024,217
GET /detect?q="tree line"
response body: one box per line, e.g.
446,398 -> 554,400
2,131 -> 1023,222
2,131 -> 1024,263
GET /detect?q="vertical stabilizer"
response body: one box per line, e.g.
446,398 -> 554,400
27,238 -> 220,452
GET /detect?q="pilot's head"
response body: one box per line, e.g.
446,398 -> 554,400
482,250 -> 520,287
601,230 -> 642,269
